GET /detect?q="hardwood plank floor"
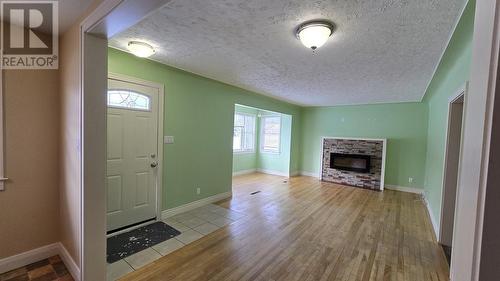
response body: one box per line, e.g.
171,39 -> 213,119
120,173 -> 449,281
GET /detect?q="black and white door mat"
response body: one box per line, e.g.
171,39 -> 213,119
107,221 -> 181,263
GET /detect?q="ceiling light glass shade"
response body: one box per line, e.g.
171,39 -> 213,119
127,41 -> 155,58
296,22 -> 334,50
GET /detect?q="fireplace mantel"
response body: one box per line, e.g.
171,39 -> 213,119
320,137 -> 387,191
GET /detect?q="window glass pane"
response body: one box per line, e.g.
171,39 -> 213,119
263,134 -> 280,150
234,114 -> 245,126
233,127 -> 243,150
108,90 -> 151,110
233,113 -> 255,152
244,132 -> 254,150
243,115 -> 255,151
244,115 -> 255,133
262,116 -> 281,152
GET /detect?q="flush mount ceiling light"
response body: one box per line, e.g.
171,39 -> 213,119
127,41 -> 155,58
296,21 -> 334,50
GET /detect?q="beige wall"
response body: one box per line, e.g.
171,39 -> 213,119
0,70 -> 60,259
59,23 -> 82,265
59,0 -> 104,267
0,0 -> 103,267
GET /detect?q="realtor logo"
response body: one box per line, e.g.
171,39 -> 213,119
1,1 -> 58,69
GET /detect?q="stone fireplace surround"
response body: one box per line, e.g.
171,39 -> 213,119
321,137 -> 387,191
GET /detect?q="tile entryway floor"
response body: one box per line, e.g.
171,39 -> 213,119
107,203 -> 246,281
0,255 -> 73,281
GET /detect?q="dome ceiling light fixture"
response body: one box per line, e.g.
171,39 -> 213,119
127,41 -> 155,58
295,20 -> 334,51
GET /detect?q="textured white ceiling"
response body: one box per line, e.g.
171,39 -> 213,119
109,0 -> 466,106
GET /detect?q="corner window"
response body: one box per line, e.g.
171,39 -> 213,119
233,113 -> 256,152
261,116 -> 281,153
107,89 -> 151,111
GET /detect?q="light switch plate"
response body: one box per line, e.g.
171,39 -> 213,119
164,136 -> 174,144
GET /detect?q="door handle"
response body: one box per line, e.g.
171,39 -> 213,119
151,161 -> 158,168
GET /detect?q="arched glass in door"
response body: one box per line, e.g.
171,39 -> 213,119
107,89 -> 151,111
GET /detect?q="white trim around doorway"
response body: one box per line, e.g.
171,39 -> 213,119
438,82 -> 467,244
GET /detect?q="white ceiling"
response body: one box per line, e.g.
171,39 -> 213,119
109,0 -> 466,106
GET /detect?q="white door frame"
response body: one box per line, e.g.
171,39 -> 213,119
80,0 -> 171,280
450,0 -> 500,280
107,72 -> 165,233
438,83 -> 467,245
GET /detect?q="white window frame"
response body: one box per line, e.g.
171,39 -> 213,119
233,112 -> 256,153
260,115 -> 281,154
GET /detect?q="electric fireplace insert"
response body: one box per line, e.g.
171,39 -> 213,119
330,153 -> 371,173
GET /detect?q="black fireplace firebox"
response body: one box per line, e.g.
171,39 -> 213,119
330,153 -> 371,173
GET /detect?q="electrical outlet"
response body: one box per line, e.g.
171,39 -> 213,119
164,136 -> 174,144
408,177 -> 414,183
196,188 -> 201,195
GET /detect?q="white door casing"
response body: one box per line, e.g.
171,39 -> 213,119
106,77 -> 161,231
439,90 -> 465,247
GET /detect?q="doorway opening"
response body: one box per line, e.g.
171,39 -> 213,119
231,104 -> 293,194
439,88 -> 465,266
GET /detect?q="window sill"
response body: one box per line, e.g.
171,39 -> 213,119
233,150 -> 256,155
260,150 -> 281,155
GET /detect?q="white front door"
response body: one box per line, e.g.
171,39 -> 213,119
106,78 -> 159,232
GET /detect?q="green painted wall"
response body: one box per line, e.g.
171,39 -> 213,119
232,153 -> 257,173
422,0 -> 475,224
299,103 -> 429,187
232,105 -> 258,173
108,48 -> 301,209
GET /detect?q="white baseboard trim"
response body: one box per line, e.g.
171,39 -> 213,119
58,243 -> 80,281
257,168 -> 289,177
233,169 -> 297,177
423,193 -> 440,240
385,185 -> 424,194
232,169 -> 257,176
0,242 -> 80,280
0,243 -> 59,274
299,171 -> 320,178
161,191 -> 232,219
